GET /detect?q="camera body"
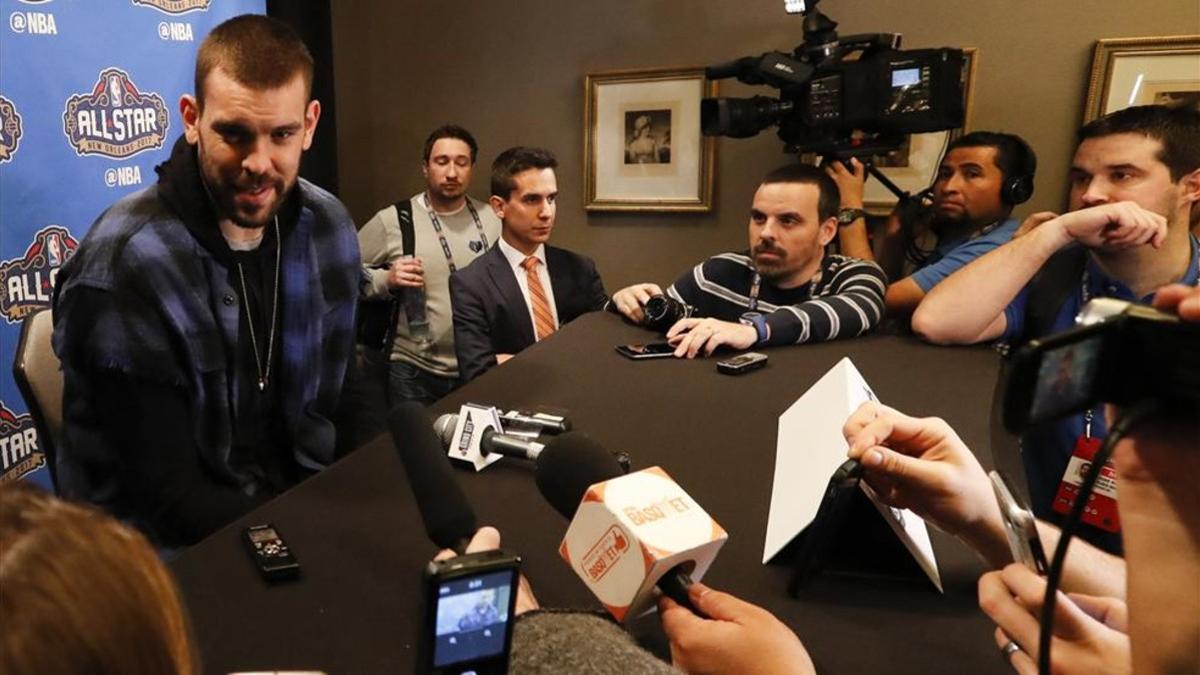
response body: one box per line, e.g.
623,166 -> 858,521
700,2 -> 965,156
1003,298 -> 1200,433
643,294 -> 694,333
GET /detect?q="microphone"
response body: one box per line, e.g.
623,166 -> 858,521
535,433 -> 728,623
434,413 -> 547,461
499,408 -> 571,435
389,402 -> 477,553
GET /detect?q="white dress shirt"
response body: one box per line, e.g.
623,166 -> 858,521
497,237 -> 560,333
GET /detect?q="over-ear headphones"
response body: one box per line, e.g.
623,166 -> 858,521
999,135 -> 1037,206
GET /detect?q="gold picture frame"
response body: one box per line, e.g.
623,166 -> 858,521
862,47 -> 978,212
584,67 -> 717,212
1083,35 -> 1200,123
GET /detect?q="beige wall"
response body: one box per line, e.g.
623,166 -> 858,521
330,1 -> 1198,289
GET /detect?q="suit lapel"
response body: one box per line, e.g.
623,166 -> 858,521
485,246 -> 536,347
546,246 -> 572,321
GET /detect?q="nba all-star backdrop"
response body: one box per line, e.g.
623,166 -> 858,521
0,0 -> 265,488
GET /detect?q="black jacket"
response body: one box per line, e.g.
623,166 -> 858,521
450,244 -> 607,382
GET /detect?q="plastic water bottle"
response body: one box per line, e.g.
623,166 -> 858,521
400,255 -> 432,348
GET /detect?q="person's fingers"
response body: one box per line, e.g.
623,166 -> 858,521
633,285 -> 656,305
666,318 -> 697,340
433,547 -> 457,562
1152,284 -> 1193,313
993,627 -> 1037,675
688,582 -> 760,624
658,594 -> 710,639
978,571 -> 1042,661
1067,593 -> 1128,632
998,563 -> 1094,641
842,400 -> 886,441
847,408 -> 949,459
465,526 -> 501,554
686,327 -> 714,359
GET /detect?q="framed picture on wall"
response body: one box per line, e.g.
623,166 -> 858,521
584,67 -> 716,212
1083,35 -> 1200,123
856,48 -> 978,212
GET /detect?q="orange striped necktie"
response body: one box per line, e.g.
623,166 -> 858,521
521,256 -> 556,341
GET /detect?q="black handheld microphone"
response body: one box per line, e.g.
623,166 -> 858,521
388,402 -> 477,553
534,433 -> 704,617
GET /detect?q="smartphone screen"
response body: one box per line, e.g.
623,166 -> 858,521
1028,336 -> 1103,424
615,342 -> 675,359
432,568 -> 517,668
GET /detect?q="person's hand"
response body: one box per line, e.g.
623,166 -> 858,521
978,564 -> 1131,675
433,526 -> 539,615
666,317 -> 757,358
842,401 -> 1009,566
1013,211 -> 1059,239
387,256 -> 425,290
1152,283 -> 1200,320
1049,202 -> 1167,251
824,158 -> 866,209
610,283 -> 663,324
659,582 -> 815,675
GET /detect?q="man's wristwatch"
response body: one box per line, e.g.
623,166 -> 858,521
836,208 -> 867,226
739,312 -> 769,346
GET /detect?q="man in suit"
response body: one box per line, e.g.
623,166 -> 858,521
450,147 -> 607,382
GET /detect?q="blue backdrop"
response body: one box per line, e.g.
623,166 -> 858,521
0,0 -> 265,488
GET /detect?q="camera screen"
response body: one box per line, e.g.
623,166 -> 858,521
433,569 -> 514,667
1030,336 -> 1102,422
891,67 -> 920,88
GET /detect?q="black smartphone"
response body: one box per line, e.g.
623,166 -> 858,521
615,342 -> 675,360
418,549 -> 521,675
716,351 -> 768,375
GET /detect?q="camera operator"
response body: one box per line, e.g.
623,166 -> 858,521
826,132 -> 1036,319
912,105 -> 1200,555
609,164 -> 886,358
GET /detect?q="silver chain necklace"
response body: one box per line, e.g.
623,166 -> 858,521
235,215 -> 281,392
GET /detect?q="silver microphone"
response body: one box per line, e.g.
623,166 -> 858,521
433,413 -> 546,461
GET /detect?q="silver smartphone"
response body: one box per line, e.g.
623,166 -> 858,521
989,470 -> 1048,575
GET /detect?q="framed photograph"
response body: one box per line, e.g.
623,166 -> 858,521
1083,35 -> 1200,123
862,47 -> 979,212
584,67 -> 716,212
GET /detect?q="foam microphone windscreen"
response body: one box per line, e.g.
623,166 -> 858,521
388,402 -> 477,551
534,432 -> 626,520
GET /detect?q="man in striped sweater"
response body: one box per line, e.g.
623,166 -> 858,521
611,164 -> 886,358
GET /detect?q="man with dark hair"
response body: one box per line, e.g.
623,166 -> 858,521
913,104 -> 1200,553
450,147 -> 607,382
358,124 -> 500,404
610,164 -> 886,357
828,131 -> 1037,317
52,15 -> 367,547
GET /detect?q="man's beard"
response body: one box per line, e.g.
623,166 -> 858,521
197,145 -> 289,229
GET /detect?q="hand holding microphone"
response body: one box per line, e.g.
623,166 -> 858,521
537,433 -> 727,622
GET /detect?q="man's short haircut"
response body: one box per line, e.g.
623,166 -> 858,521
946,131 -> 1038,182
1077,104 -> 1200,181
423,125 -> 479,164
491,147 -> 558,200
195,14 -> 314,106
760,163 -> 841,222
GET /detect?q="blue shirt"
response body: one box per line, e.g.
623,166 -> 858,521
910,217 -> 1019,292
1001,235 -> 1200,554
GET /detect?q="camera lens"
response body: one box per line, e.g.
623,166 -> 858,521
643,295 -> 692,333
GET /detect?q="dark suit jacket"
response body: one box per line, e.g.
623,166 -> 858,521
450,244 -> 607,382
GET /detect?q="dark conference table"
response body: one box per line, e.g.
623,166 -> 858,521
172,311 -> 1016,675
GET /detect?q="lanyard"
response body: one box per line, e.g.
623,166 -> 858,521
746,267 -> 820,312
422,193 -> 489,273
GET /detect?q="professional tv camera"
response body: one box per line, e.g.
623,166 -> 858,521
701,0 -> 967,198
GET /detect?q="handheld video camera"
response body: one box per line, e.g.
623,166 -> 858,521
701,0 -> 965,160
1003,298 -> 1200,433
